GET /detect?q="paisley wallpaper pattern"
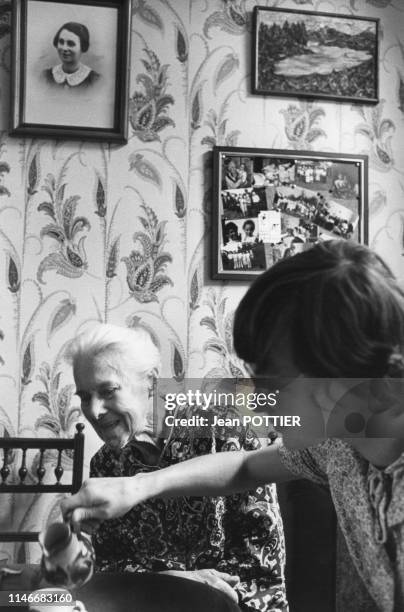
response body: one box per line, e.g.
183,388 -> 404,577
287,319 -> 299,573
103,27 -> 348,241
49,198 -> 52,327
0,0 -> 403,569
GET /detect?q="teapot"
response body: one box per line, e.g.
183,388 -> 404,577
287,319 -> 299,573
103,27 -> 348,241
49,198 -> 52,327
38,522 -> 95,590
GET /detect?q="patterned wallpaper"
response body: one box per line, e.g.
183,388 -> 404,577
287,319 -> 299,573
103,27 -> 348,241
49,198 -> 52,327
0,0 -> 403,563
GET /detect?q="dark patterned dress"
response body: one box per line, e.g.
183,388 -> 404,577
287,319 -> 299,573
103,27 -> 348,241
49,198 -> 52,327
90,408 -> 288,611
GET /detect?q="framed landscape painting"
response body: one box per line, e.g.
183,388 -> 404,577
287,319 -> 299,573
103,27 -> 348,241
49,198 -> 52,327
11,0 -> 132,142
212,146 -> 368,281
252,6 -> 379,104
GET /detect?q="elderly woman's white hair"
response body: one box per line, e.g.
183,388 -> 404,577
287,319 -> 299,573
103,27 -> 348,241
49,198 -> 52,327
66,323 -> 161,381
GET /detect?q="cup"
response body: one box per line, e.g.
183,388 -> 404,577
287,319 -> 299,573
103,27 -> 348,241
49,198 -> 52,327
28,587 -> 87,612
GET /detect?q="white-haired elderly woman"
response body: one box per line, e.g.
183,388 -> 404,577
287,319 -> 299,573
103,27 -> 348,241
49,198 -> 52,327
64,324 -> 287,612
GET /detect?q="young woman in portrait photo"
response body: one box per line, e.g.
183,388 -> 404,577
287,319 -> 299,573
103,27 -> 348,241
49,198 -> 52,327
43,22 -> 100,89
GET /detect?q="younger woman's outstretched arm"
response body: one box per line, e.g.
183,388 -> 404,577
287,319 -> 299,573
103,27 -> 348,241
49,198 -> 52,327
61,444 -> 295,529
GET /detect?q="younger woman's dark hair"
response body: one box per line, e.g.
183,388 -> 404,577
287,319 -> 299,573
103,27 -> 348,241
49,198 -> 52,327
234,240 -> 404,378
53,22 -> 90,53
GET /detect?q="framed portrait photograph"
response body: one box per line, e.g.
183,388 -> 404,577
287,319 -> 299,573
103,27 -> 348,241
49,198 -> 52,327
252,6 -> 379,104
212,146 -> 368,281
11,0 -> 132,142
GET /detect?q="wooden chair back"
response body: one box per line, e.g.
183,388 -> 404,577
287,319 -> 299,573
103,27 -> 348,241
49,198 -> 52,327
0,423 -> 85,542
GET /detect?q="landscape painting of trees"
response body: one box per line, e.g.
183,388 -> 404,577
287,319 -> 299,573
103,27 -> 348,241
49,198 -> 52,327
252,7 -> 378,104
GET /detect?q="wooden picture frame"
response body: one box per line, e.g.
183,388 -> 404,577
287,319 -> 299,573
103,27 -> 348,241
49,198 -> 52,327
11,0 -> 132,142
213,146 -> 368,281
252,6 -> 379,104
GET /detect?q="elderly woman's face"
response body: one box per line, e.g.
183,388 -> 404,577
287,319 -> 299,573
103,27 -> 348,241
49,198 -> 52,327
57,29 -> 82,67
73,353 -> 151,449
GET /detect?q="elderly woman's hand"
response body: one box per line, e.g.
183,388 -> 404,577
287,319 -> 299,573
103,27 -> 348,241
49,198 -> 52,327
160,570 -> 240,604
60,474 -> 150,529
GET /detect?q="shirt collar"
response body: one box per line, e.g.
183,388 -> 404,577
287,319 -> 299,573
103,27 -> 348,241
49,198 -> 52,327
52,63 -> 91,86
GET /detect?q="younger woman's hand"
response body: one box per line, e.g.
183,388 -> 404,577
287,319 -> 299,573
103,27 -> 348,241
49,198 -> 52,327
60,473 -> 150,530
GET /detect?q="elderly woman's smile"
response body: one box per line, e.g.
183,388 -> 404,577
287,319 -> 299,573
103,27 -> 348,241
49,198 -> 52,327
73,354 -> 151,449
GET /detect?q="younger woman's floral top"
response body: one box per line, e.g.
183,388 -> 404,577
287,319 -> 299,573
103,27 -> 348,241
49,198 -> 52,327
90,408 -> 288,612
278,439 -> 404,612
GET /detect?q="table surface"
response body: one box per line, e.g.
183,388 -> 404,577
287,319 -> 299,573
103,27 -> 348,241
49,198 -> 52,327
0,565 -> 241,612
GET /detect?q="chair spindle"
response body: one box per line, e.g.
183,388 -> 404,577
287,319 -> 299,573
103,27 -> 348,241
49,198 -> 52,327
18,448 -> 28,483
37,448 -> 46,484
0,449 -> 10,484
54,449 -> 64,484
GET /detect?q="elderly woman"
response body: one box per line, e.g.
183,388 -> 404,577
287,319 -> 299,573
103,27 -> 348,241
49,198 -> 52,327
63,241 -> 404,611
44,22 -> 100,88
64,324 -> 287,611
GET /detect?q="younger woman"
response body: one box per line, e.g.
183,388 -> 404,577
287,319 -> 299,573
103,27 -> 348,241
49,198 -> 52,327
62,240 -> 404,612
44,22 -> 100,88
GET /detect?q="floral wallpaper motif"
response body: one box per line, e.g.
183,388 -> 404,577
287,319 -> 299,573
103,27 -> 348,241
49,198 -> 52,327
33,361 -> 79,437
0,0 -> 403,572
200,289 -> 246,379
129,47 -> 176,142
37,171 -> 91,283
280,102 -> 326,150
354,101 -> 396,171
121,204 -> 173,303
203,0 -> 251,38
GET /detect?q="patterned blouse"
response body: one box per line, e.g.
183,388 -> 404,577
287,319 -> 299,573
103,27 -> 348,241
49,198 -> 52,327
90,409 -> 288,611
278,439 -> 404,612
